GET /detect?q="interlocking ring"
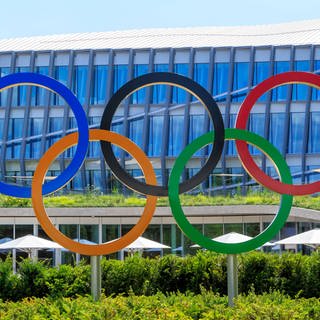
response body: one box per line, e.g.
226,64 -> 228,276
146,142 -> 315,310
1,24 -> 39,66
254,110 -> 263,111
32,129 -> 157,256
1,71 -> 317,255
168,128 -> 293,254
0,73 -> 89,198
236,71 -> 320,195
100,72 -> 225,197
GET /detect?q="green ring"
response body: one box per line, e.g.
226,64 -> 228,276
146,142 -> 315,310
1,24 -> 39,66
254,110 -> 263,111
168,128 -> 293,254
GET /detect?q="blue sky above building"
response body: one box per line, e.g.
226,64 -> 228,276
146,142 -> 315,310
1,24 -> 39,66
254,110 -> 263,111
1,0 -> 320,38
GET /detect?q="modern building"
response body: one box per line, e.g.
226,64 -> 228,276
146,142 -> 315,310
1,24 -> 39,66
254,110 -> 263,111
0,20 -> 320,261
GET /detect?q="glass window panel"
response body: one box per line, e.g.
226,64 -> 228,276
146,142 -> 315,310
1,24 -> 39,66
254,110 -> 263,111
213,63 -> 229,101
113,65 -> 128,93
132,64 -> 148,104
232,62 -> 249,102
0,67 -> 10,106
31,66 -> 49,106
152,64 -> 169,104
148,116 -> 163,156
224,223 -> 243,234
52,66 -> 68,105
288,113 -> 305,154
227,114 -> 237,155
249,113 -> 265,155
192,63 -> 209,102
162,224 -> 182,254
111,118 -> 123,158
272,61 -> 290,101
172,63 -> 189,104
168,115 -> 184,156
129,117 -> 144,150
292,61 -> 309,101
308,112 -> 320,153
6,118 -> 23,159
244,223 -> 260,237
312,60 -> 320,100
102,225 -> 119,242
73,66 -> 88,105
80,225 -> 99,243
86,170 -> 102,190
189,115 -> 205,156
15,224 -> 33,238
269,113 -> 285,153
253,62 -> 269,101
203,224 -> 223,238
90,65 -> 108,105
12,67 -> 30,106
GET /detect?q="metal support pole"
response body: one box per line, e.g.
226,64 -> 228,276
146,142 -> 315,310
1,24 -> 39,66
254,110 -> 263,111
90,255 -> 101,301
227,254 -> 238,307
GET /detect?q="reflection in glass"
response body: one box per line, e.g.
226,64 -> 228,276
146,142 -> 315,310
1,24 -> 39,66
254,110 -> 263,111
168,115 -> 184,156
288,113 -> 305,154
152,64 -> 169,104
73,66 -> 88,105
272,61 -> 290,101
148,116 -> 163,156
232,62 -> 249,102
172,63 -> 189,104
90,65 -> 108,105
308,112 -> 320,153
269,113 -> 285,153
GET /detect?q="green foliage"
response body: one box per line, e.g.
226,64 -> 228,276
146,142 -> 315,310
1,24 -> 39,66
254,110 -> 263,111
0,292 -> 320,319
2,191 -> 320,209
2,252 -> 320,302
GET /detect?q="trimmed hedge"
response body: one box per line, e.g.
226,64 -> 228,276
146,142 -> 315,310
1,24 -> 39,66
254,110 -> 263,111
1,251 -> 320,301
0,292 -> 320,319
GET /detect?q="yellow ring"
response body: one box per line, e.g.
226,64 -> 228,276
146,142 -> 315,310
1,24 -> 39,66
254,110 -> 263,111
32,129 -> 158,256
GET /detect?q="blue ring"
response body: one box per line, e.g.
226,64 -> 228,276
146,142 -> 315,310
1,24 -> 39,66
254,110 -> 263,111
0,73 -> 89,198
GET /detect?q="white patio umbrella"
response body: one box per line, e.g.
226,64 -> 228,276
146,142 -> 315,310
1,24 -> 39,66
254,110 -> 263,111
124,236 -> 170,250
0,234 -> 63,253
0,234 -> 63,273
275,228 -> 320,248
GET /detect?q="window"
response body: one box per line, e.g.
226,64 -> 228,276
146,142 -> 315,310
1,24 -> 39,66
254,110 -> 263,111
172,63 -> 189,104
73,66 -> 88,105
111,117 -> 123,158
148,116 -> 163,156
26,118 -> 43,159
31,66 -> 49,106
12,67 -> 30,106
90,65 -> 108,105
0,67 -> 10,106
132,64 -> 148,104
272,61 -> 290,101
213,63 -> 229,101
189,115 -> 205,156
292,61 -> 309,101
308,112 -> 320,153
86,170 -> 102,191
227,114 -> 237,155
288,113 -> 305,154
192,63 -> 209,101
46,117 -> 63,153
232,62 -> 249,102
88,117 -> 100,158
168,115 -> 184,156
249,113 -> 265,155
152,64 -> 169,104
312,60 -> 320,100
253,62 -> 269,101
128,117 -> 144,150
269,113 -> 285,153
113,65 -> 128,93
52,66 -> 68,105
6,118 -> 23,159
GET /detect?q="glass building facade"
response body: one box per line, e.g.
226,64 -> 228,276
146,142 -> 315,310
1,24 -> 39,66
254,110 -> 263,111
1,45 -> 320,194
0,26 -> 320,261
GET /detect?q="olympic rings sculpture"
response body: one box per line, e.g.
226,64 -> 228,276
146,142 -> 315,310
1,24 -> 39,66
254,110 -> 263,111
0,71 -> 317,255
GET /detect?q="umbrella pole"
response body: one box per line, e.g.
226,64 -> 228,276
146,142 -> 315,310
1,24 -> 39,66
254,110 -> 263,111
90,255 -> 101,301
227,254 -> 238,307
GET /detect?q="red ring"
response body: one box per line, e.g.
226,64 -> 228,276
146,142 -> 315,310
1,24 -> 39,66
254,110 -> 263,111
236,71 -> 320,195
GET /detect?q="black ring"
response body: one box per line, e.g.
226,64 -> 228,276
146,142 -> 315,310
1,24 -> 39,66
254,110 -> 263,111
100,72 -> 225,196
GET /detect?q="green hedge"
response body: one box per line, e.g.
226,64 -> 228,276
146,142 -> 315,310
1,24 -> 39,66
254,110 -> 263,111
0,292 -> 320,319
1,251 -> 320,301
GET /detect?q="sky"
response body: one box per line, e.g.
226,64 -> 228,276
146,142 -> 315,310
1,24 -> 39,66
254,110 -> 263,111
0,0 -> 319,39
